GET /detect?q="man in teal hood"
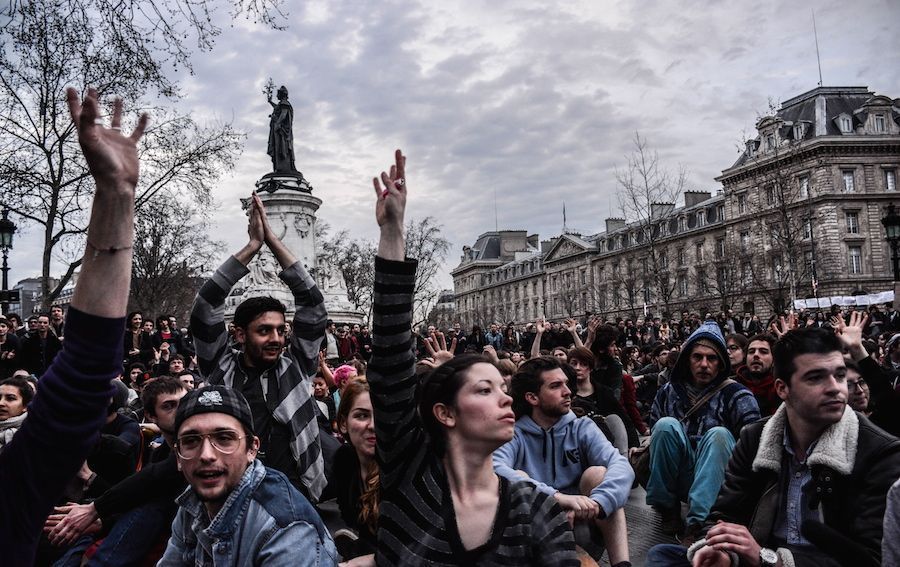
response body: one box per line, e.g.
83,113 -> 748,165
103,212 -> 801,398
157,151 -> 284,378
646,320 -> 760,543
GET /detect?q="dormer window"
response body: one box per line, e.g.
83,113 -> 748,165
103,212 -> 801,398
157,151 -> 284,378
793,123 -> 805,140
840,116 -> 852,133
746,140 -> 756,157
766,134 -> 775,150
875,114 -> 887,133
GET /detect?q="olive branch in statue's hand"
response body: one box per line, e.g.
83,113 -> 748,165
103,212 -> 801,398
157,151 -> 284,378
263,78 -> 275,102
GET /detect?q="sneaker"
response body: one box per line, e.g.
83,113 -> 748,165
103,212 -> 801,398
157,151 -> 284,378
678,522 -> 704,547
332,528 -> 359,561
653,506 -> 684,538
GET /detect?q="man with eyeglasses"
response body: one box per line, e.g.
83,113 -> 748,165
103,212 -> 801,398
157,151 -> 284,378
159,385 -> 336,565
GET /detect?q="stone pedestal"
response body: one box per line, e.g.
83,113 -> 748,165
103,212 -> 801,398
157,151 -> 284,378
225,174 -> 363,325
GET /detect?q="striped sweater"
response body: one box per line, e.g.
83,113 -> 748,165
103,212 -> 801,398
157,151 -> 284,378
368,257 -> 578,566
190,256 -> 327,501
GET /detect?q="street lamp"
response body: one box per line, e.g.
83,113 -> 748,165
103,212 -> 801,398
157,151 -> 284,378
882,203 -> 900,282
0,208 -> 17,314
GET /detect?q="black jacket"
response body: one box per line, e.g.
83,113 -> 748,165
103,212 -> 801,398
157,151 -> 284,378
704,406 -> 900,567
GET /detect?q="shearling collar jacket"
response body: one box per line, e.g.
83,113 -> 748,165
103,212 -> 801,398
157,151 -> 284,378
692,405 -> 900,567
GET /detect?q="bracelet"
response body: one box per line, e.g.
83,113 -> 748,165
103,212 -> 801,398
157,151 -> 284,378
86,239 -> 133,259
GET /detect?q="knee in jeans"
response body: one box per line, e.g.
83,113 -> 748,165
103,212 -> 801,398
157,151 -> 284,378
652,416 -> 681,438
703,426 -> 733,446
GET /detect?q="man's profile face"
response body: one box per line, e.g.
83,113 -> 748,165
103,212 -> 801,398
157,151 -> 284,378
776,351 -> 847,428
235,311 -> 286,368
148,388 -> 188,435
688,344 -> 721,387
746,340 -> 774,376
176,413 -> 258,510
530,368 -> 571,419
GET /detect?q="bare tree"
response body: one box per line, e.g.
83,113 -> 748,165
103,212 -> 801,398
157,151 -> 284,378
616,133 -> 687,316
318,227 -> 377,321
0,0 -> 243,308
405,217 -> 450,327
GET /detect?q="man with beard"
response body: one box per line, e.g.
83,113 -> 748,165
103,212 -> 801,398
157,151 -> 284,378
190,194 -> 328,502
47,378 -> 189,564
648,327 -> 900,567
494,356 -> 634,567
735,334 -> 779,416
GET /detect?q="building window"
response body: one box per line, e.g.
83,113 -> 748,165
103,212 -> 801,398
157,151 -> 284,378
697,210 -> 706,226
717,266 -> 728,289
677,274 -> 688,297
766,185 -> 776,205
766,134 -> 775,150
658,251 -> 668,269
695,243 -> 704,263
875,114 -> 887,133
740,231 -> 750,251
887,170 -> 897,192
793,123 -> 805,140
697,268 -> 708,293
849,246 -> 862,274
737,193 -> 747,214
715,238 -> 726,259
679,217 -> 687,232
803,219 -> 812,240
846,211 -> 859,234
799,175 -> 809,198
840,116 -> 852,133
677,248 -> 686,266
772,255 -> 783,281
741,261 -> 752,286
842,170 -> 855,192
717,204 -> 725,222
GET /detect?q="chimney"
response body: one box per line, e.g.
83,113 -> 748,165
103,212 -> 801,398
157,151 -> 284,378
605,218 -> 626,233
684,191 -> 712,208
650,202 -> 675,219
527,234 -> 539,248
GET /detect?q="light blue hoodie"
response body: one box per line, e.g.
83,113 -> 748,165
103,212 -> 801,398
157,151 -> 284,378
493,412 -> 634,516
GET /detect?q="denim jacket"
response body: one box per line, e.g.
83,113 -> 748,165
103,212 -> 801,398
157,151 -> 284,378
158,459 -> 337,566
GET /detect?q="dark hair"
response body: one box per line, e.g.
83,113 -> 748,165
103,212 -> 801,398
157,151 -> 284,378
773,328 -> 842,384
0,377 -> 34,407
168,354 -> 186,364
567,346 -> 595,370
589,324 -> 620,358
747,333 -> 776,350
509,356 -> 564,418
127,311 -> 142,322
416,354 -> 489,457
233,296 -> 285,329
652,343 -> 671,357
6,313 -> 21,325
725,333 -> 748,352
141,377 -> 186,418
156,314 -> 171,328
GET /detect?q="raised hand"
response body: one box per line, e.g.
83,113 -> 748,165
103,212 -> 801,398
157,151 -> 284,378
832,310 -> 868,361
373,149 -> 407,229
248,193 -> 265,248
770,311 -> 798,338
424,331 -> 455,366
534,318 -> 549,334
564,318 -> 578,334
66,87 -> 148,191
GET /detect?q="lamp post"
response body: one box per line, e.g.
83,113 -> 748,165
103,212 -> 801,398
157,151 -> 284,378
882,203 -> 900,282
0,208 -> 17,314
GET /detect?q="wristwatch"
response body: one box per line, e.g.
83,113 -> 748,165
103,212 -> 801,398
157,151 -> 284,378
759,547 -> 778,567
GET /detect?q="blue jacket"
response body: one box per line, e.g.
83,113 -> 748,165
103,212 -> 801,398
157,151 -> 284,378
649,320 -> 760,445
158,459 -> 337,566
493,412 -> 633,516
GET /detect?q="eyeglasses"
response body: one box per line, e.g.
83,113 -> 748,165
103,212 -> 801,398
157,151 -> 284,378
175,430 -> 247,459
847,379 -> 867,391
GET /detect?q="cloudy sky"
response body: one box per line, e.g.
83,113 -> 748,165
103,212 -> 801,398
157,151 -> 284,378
7,0 -> 900,290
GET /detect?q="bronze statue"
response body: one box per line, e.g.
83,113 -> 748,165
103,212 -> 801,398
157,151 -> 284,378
267,85 -> 297,173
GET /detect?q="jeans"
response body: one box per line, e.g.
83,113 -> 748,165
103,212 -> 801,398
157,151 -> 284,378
53,500 -> 174,567
646,543 -> 691,567
645,417 -> 735,525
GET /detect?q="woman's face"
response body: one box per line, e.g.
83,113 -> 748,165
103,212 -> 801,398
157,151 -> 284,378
552,348 -> 568,363
846,369 -> 869,413
341,392 -> 376,461
130,313 -> 142,330
444,363 -> 515,450
569,359 -> 591,382
726,339 -> 745,366
0,385 -> 26,420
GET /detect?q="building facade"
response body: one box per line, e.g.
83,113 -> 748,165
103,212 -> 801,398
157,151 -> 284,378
452,86 -> 900,328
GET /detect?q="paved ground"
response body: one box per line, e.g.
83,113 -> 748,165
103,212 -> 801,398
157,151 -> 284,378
321,484 -> 678,566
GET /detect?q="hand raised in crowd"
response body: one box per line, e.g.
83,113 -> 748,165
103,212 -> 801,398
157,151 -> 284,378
534,317 -> 550,334
564,318 -> 578,334
44,502 -> 100,547
482,344 -> 500,364
831,310 -> 869,362
248,193 -> 266,249
66,87 -> 148,191
421,331 -> 455,368
373,149 -> 407,261
769,311 -> 798,338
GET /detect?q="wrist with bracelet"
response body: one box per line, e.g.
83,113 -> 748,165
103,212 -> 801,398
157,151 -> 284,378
86,238 -> 133,259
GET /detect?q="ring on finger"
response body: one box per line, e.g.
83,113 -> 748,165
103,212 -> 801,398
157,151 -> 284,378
94,118 -> 104,125
395,178 -> 405,186
110,126 -> 122,131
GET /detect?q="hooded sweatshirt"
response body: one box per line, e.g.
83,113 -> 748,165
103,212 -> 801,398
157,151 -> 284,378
649,320 -> 760,446
493,412 -> 634,517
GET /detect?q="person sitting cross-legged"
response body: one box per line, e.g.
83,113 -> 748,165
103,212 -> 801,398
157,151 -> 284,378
493,355 -> 634,566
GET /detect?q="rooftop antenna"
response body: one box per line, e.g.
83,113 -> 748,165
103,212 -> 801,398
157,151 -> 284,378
493,189 -> 498,232
812,10 -> 823,87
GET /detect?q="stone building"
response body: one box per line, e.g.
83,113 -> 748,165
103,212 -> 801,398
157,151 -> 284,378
452,86 -> 900,328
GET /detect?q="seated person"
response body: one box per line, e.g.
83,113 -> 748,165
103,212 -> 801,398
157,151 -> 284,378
0,377 -> 32,453
494,356 -> 634,567
734,334 -> 779,416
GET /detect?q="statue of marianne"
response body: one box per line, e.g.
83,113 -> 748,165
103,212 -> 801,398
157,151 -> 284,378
267,85 -> 297,173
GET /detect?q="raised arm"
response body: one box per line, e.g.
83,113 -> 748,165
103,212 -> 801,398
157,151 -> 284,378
531,318 -> 548,359
189,199 -> 264,376
564,318 -> 584,348
366,150 -> 421,488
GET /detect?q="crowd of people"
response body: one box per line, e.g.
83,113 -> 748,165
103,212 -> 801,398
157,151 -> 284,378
1,89 -> 899,567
